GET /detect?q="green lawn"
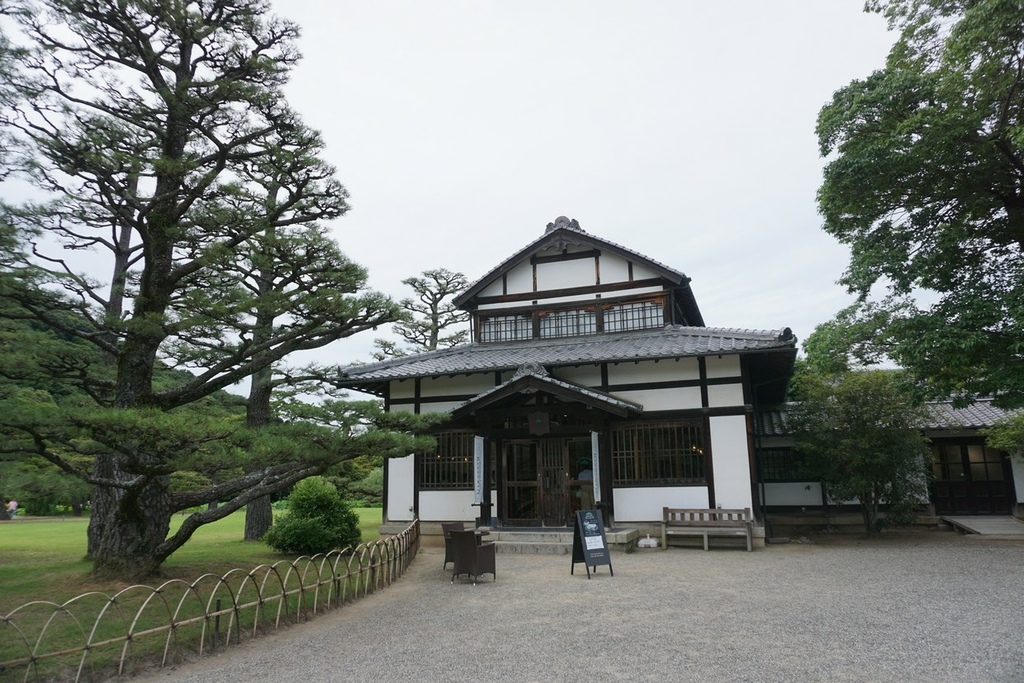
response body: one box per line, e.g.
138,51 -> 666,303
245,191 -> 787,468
0,507 -> 383,613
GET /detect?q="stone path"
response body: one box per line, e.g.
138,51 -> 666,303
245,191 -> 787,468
135,530 -> 1024,683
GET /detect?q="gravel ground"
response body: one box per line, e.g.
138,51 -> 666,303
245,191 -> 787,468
135,531 -> 1024,683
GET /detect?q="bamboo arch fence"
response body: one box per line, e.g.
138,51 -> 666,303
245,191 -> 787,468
0,519 -> 420,682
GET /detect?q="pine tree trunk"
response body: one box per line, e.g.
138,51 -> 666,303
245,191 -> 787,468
87,462 -> 173,580
244,224 -> 277,543
244,495 -> 273,541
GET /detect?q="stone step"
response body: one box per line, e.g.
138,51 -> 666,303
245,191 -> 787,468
489,530 -> 575,544
491,539 -> 572,555
482,528 -> 640,554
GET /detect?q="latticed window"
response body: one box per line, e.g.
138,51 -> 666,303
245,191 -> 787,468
539,308 -> 596,338
759,448 -> 807,482
604,300 -> 664,332
479,314 -> 532,342
420,431 -> 476,490
611,421 -> 705,486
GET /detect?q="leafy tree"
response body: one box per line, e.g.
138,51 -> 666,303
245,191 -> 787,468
334,456 -> 383,507
372,268 -> 469,360
221,177 -> 396,540
0,0 -> 424,580
1,455 -> 91,516
789,364 -> 932,534
816,0 -> 1024,408
264,475 -> 361,555
984,413 -> 1024,458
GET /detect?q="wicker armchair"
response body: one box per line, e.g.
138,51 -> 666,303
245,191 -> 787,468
450,529 -> 496,585
440,522 -> 465,569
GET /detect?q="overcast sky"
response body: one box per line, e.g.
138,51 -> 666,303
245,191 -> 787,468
269,1 -> 898,365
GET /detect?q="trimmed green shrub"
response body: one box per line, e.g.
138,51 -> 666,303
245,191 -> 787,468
264,477 -> 361,555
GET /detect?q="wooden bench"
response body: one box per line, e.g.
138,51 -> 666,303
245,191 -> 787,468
661,507 -> 753,551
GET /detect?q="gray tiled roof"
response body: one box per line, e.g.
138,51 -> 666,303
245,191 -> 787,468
922,399 -> 1018,430
756,398 -> 1018,436
338,325 -> 796,387
756,404 -> 795,436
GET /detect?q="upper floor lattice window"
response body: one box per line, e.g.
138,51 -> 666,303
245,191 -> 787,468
476,296 -> 665,343
539,308 -> 597,338
479,314 -> 532,342
604,300 -> 664,332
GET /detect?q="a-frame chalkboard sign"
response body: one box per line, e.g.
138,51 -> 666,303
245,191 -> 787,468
571,509 -> 613,578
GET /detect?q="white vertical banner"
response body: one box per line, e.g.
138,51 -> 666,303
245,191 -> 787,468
473,436 -> 485,504
590,431 -> 601,504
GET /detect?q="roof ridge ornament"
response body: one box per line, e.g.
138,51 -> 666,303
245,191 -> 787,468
512,362 -> 548,379
544,215 -> 583,235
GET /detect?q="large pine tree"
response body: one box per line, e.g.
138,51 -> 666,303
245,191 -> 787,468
0,0 -> 426,579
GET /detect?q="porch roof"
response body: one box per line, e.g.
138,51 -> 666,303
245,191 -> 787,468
335,325 -> 797,397
450,363 -> 644,419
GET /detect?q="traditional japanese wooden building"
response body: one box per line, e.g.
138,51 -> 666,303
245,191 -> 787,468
336,217 -> 797,539
758,399 -> 1024,520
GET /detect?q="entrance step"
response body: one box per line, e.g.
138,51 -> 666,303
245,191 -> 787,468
489,530 -> 574,555
484,528 -> 640,555
940,515 -> 1024,535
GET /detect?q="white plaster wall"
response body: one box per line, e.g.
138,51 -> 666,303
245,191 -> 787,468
419,374 -> 495,397
632,262 -> 660,280
554,365 -> 602,386
536,258 -> 596,291
705,355 -> 742,378
1013,457 -> 1024,504
418,401 -> 464,414
603,285 -> 665,298
707,383 -> 745,408
763,482 -> 823,507
613,486 -> 710,522
601,254 -> 631,283
386,454 -> 415,522
614,386 -> 702,411
607,358 -> 700,384
419,490 -> 478,522
710,415 -> 754,509
480,278 -> 503,297
389,380 -> 416,400
505,261 -> 533,294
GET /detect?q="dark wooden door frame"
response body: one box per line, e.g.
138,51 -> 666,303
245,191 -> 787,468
931,439 -> 1015,515
501,437 -> 593,527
